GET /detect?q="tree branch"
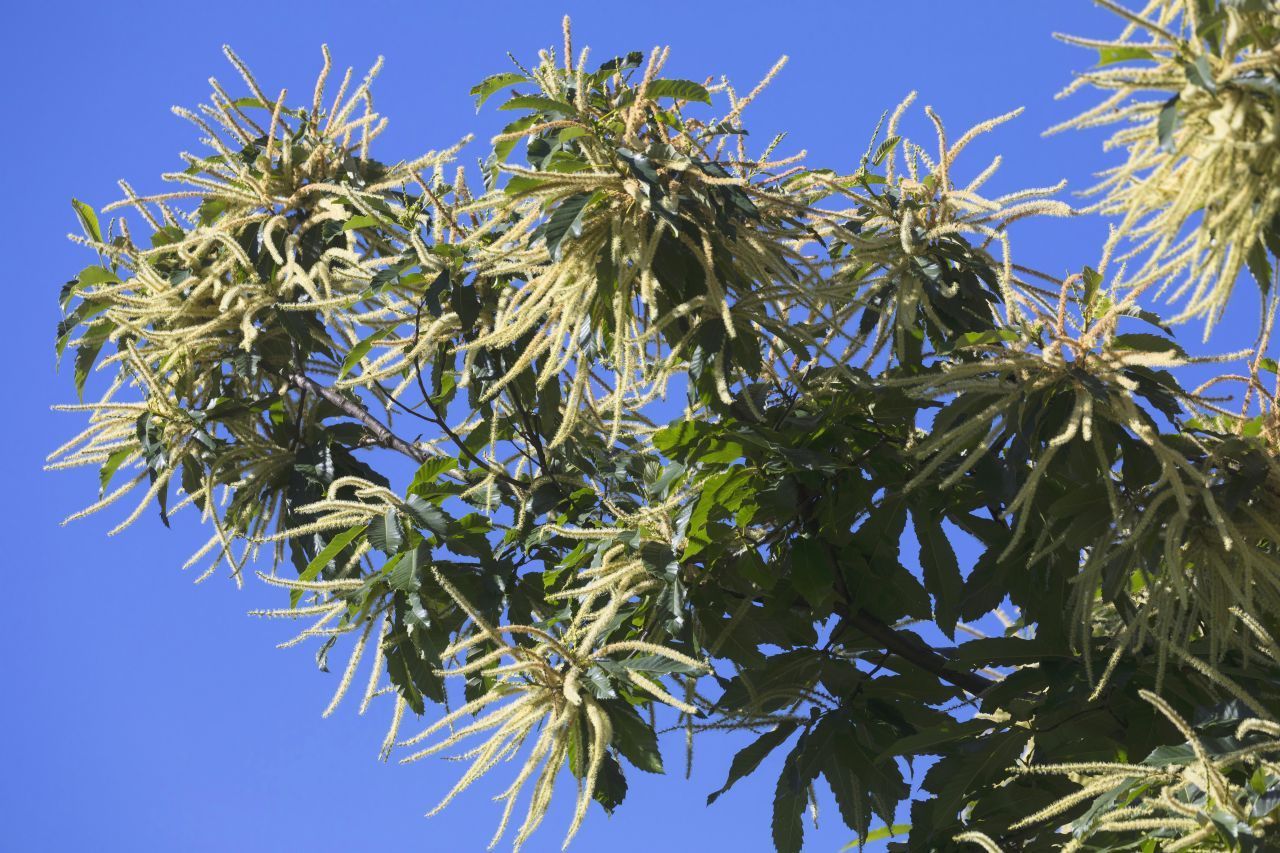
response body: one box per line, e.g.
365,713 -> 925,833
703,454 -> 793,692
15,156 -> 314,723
288,373 -> 429,464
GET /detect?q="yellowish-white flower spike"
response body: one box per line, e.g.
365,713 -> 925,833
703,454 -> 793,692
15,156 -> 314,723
1054,0 -> 1280,334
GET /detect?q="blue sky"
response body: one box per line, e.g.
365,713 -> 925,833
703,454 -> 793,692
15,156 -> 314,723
3,2 -> 1266,851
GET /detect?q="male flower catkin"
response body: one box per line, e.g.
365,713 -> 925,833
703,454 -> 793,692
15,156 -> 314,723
50,45 -> 466,578
1053,0 -> 1280,331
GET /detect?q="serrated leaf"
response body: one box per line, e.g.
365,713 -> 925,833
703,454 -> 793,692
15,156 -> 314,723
292,525 -> 366,606
542,192 -> 594,261
98,448 -> 135,497
76,265 -> 119,286
871,135 -> 901,167
73,327 -> 110,399
499,95 -> 576,115
875,718 -> 993,761
707,721 -> 799,805
315,635 -> 337,673
912,510 -> 962,639
408,456 -> 458,495
607,700 -> 664,774
951,636 -> 1071,668
772,742 -> 812,853
493,115 -> 539,163
470,72 -> 526,111
644,79 -> 712,104
789,536 -> 833,610
367,509 -> 403,555
404,494 -> 449,538
71,198 -> 102,244
949,329 -> 1020,350
1112,332 -> 1185,358
338,327 -> 393,379
824,755 -> 872,841
592,751 -> 628,813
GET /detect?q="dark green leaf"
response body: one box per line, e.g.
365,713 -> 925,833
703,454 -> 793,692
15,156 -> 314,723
912,510 -> 963,639
789,536 -> 834,610
367,510 -> 404,555
772,753 -> 807,853
707,721 -> 799,805
1158,97 -> 1180,151
607,700 -> 664,774
292,525 -> 366,606
1246,239 -> 1274,297
542,192 -> 594,260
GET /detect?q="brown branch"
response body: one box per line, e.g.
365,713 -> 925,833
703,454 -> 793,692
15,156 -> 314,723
288,373 -> 429,464
795,482 -> 995,697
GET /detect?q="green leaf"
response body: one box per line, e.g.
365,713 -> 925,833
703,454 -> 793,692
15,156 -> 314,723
950,636 -> 1071,666
542,192 -> 594,261
1183,54 -> 1217,93
912,510 -> 963,639
949,329 -> 1021,350
772,753 -> 807,853
875,718 -> 992,761
644,79 -> 712,104
502,175 -> 545,197
404,494 -> 449,538
409,456 -> 458,494
341,214 -> 379,230
76,265 -> 119,286
1082,265 -> 1103,309
592,751 -> 628,813
1157,96 -> 1180,152
831,734 -> 906,827
607,700 -> 664,774
707,721 -> 799,805
292,525 -> 366,606
871,135 -> 901,167
840,824 -> 911,850
1246,238 -> 1274,297
824,754 -> 872,841
921,732 -> 1029,829
98,448 -> 134,497
469,72 -> 526,111
499,95 -> 576,115
1112,332 -> 1185,358
789,536 -> 834,610
73,323 -> 112,399
71,198 -> 102,244
493,115 -> 539,162
367,510 -> 404,555
683,468 -> 752,558
1096,45 -> 1154,65
229,97 -> 303,117
338,328 -> 393,379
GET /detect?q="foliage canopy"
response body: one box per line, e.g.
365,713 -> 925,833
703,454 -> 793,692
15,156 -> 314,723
50,3 -> 1280,850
